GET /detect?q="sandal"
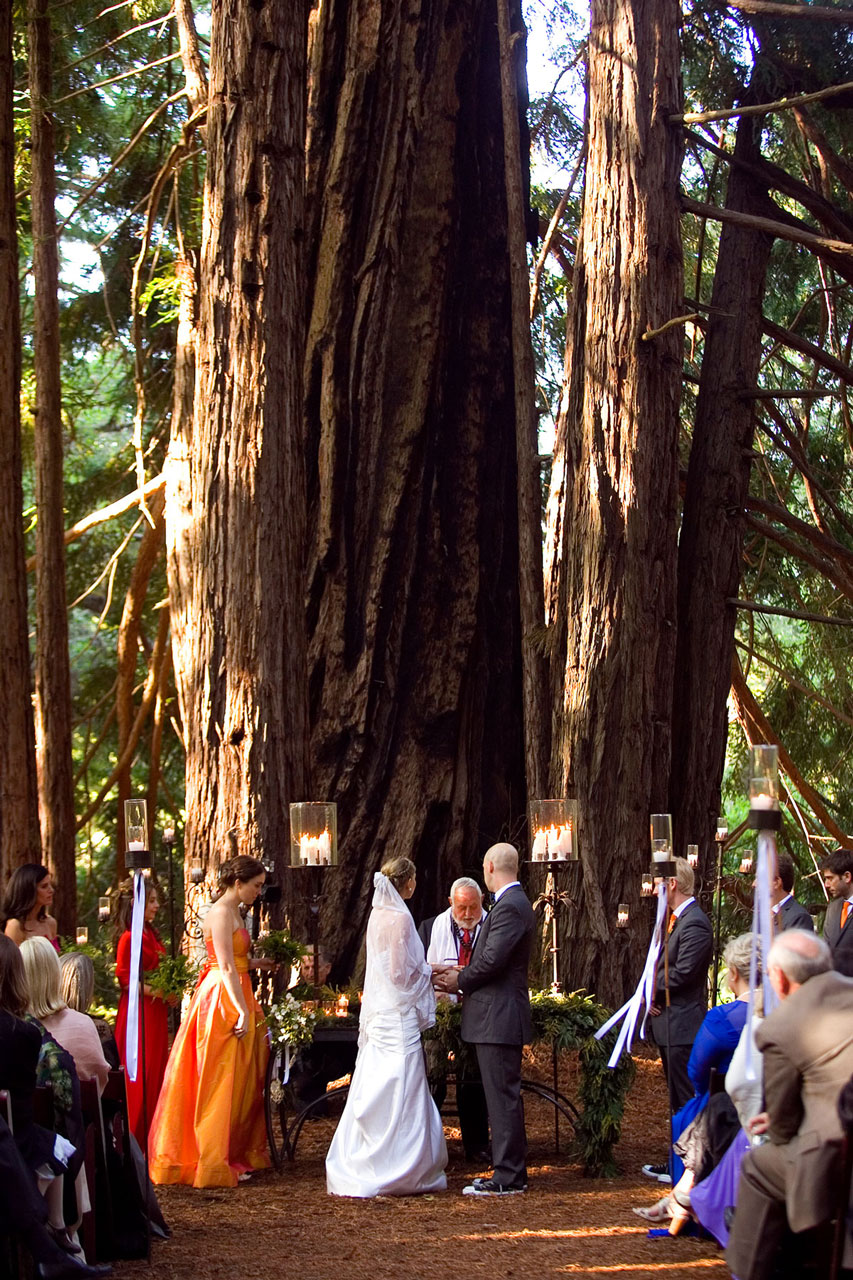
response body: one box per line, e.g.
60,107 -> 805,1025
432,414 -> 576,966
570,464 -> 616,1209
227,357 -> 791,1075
632,1196 -> 672,1223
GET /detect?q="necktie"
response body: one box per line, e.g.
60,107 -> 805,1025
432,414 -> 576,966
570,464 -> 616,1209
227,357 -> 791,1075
843,901 -> 851,930
458,928 -> 473,967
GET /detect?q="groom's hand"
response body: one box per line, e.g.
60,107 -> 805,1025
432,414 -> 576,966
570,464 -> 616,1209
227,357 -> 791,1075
434,968 -> 460,994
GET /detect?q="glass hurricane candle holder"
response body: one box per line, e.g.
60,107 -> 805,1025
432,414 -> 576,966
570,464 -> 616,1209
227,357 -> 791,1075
336,994 -> 349,1018
650,813 -> 674,867
163,827 -> 175,845
716,816 -> 728,842
528,798 -> 579,862
76,926 -> 88,946
749,745 -> 779,812
124,798 -> 151,869
98,896 -> 110,924
641,873 -> 654,897
289,802 -> 338,867
687,844 -> 699,869
739,853 -> 754,875
617,904 -> 629,929
190,858 -> 205,885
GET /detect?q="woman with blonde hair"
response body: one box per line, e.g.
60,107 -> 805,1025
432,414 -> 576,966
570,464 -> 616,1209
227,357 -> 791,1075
20,937 -> 110,1094
326,856 -> 447,1197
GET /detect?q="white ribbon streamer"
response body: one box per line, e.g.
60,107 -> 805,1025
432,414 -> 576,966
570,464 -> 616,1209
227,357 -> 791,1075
125,870 -> 147,1082
595,882 -> 668,1069
745,828 -> 779,1079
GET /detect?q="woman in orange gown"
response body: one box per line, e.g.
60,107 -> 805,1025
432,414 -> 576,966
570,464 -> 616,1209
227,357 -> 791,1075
115,880 -> 172,1145
148,855 -> 271,1188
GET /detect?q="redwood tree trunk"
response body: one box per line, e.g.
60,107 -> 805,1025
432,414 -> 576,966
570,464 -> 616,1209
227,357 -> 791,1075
545,0 -> 684,1006
303,0 -> 527,969
29,0 -> 76,932
0,0 -> 39,881
670,88 -> 774,877
171,0 -> 310,875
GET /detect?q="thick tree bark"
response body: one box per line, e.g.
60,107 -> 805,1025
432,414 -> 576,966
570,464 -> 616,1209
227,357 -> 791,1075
171,0 -> 310,877
115,487 -> 166,870
29,0 -> 76,933
670,94 -> 774,878
545,0 -> 684,1006
0,0 -> 40,882
303,0 -> 527,969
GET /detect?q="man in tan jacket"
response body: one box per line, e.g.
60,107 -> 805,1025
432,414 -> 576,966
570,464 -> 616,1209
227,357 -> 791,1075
726,929 -> 853,1280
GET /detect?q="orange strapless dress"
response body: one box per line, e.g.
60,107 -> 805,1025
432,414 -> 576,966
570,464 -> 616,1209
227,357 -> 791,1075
148,928 -> 270,1187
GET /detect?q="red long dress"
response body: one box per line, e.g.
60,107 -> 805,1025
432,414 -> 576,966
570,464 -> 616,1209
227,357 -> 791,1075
115,925 -> 170,1146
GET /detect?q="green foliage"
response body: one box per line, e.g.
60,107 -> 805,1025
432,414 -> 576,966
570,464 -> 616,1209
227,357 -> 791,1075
255,930 -> 307,969
144,953 -> 200,1002
424,989 -> 634,1175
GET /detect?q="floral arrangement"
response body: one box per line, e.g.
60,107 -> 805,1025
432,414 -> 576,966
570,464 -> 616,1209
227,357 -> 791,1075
145,954 -> 200,1002
266,993 -> 318,1050
254,929 -> 307,969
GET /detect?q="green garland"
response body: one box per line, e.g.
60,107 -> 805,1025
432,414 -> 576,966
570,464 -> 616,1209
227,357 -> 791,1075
424,989 -> 634,1176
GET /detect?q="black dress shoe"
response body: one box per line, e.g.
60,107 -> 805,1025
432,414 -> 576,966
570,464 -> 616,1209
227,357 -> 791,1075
464,1148 -> 492,1165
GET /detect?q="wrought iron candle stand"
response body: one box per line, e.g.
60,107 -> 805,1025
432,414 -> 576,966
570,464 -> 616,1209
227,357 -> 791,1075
289,801 -> 338,1001
711,815 -> 728,1006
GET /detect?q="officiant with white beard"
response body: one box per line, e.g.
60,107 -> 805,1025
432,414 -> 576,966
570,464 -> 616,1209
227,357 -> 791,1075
419,878 -> 491,1164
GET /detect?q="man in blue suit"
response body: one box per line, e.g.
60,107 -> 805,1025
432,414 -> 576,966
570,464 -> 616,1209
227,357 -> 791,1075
433,843 -> 535,1196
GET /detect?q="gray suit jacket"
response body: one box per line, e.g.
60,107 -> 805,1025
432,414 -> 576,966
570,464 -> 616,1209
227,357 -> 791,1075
650,900 -> 714,1047
457,884 -> 535,1046
777,895 -> 814,933
756,968 -> 853,1232
824,897 -> 853,977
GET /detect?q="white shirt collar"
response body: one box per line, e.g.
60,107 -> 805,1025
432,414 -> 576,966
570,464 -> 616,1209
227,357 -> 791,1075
772,893 -> 793,915
672,895 -> 695,920
494,880 -> 520,902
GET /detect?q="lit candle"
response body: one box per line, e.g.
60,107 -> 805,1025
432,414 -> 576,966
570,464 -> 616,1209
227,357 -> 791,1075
98,896 -> 110,923
532,830 -> 547,861
652,843 -> 671,864
319,830 -> 332,866
555,824 -> 573,859
617,904 -> 629,929
128,839 -> 144,851
163,827 -> 175,844
641,873 -> 653,897
76,926 -> 88,945
687,844 -> 699,868
190,858 -> 205,884
336,994 -> 349,1018
739,854 -> 754,874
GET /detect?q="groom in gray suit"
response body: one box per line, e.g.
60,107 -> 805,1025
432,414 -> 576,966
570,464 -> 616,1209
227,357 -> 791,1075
433,843 -> 535,1195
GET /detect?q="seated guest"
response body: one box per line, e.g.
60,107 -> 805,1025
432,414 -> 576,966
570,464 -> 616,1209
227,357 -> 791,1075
634,932 -> 757,1225
3,864 -> 60,951
21,938 -> 110,1095
0,1113 -> 111,1279
59,953 -> 120,1070
289,949 -> 332,998
0,935 -> 80,1257
726,930 -> 853,1280
419,878 -> 490,1163
768,853 -> 813,932
822,848 -> 853,976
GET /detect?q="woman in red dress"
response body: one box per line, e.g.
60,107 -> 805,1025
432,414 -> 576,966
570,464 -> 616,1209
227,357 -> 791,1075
114,880 -> 172,1146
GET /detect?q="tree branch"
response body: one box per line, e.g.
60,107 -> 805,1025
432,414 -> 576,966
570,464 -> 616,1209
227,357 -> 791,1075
682,195 -> 853,256
731,598 -> 853,625
25,474 -> 165,572
726,0 -> 853,21
673,78 -> 853,125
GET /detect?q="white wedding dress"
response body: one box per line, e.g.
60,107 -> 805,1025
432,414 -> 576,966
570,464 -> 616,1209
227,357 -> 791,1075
326,874 -> 447,1197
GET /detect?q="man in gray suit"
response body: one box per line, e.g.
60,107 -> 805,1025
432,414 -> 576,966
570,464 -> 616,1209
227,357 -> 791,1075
727,929 -> 853,1280
433,843 -> 535,1196
769,852 -> 813,932
822,848 -> 853,977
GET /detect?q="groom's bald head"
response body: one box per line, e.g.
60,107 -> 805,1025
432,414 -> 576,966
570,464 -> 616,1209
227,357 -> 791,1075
483,843 -> 519,890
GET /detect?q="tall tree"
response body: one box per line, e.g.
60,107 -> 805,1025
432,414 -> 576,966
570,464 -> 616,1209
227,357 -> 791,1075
0,0 -> 39,882
29,0 -> 76,930
168,0 -> 310,872
302,0 -> 528,965
545,0 -> 684,1004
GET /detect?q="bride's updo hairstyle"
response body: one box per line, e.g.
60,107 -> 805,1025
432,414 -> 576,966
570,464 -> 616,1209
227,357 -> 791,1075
219,855 -> 266,887
379,857 -> 416,891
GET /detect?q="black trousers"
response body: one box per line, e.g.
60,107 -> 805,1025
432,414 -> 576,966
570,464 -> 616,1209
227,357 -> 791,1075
658,1042 -> 693,1113
475,1042 -> 527,1187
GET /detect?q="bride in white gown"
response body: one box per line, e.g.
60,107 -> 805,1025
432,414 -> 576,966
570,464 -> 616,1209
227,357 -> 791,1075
326,858 -> 448,1197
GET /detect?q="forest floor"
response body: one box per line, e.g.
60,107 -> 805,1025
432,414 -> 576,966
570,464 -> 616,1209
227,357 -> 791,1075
117,1047 -> 729,1280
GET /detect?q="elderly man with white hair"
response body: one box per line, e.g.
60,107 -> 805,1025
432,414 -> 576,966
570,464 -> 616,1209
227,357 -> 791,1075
419,877 -> 490,1163
726,928 -> 853,1280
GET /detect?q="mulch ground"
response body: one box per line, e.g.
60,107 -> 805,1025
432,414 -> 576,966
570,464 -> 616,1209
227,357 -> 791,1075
117,1048 -> 730,1280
